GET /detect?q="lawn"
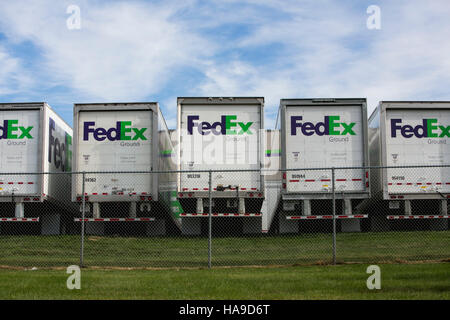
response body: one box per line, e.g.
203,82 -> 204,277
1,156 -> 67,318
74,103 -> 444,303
0,231 -> 448,268
0,263 -> 449,299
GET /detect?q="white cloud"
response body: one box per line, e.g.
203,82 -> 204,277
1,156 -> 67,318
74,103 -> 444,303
0,46 -> 32,96
0,0 -> 211,101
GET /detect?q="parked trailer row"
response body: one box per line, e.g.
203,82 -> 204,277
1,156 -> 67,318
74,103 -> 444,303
0,99 -> 448,235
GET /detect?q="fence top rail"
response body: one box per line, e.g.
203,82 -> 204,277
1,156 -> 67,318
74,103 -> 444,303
0,164 -> 449,175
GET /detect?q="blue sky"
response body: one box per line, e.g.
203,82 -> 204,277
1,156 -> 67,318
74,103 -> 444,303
0,0 -> 449,128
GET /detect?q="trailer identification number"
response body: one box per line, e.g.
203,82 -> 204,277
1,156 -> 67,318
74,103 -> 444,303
187,174 -> 201,178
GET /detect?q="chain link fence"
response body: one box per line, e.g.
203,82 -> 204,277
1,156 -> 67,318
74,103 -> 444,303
0,166 -> 448,268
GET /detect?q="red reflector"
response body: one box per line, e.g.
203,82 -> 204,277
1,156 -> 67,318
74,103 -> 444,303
283,173 -> 286,179
249,193 -> 254,197
24,198 -> 30,201
282,183 -> 286,189
33,198 -> 39,201
178,193 -> 183,197
140,196 -> 145,201
366,171 -> 369,178
258,193 -> 262,197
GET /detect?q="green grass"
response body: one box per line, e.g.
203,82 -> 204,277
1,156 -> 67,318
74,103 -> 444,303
0,263 -> 449,299
0,231 -> 449,268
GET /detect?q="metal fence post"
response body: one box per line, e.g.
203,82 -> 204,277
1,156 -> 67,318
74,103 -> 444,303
332,167 -> 336,265
208,170 -> 212,269
80,172 -> 86,268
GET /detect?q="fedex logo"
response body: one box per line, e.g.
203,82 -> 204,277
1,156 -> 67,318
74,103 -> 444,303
83,121 -> 147,141
290,116 -> 356,136
0,120 -> 33,139
187,115 -> 253,135
49,118 -> 72,172
391,119 -> 450,138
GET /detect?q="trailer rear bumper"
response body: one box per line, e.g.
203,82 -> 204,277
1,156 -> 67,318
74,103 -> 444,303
177,191 -> 264,198
384,193 -> 450,200
74,194 -> 156,202
281,192 -> 370,200
179,213 -> 262,217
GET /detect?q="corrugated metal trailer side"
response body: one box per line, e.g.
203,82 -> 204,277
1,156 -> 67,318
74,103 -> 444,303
72,102 -> 159,203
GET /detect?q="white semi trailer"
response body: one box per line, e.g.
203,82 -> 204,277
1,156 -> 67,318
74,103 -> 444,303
176,97 -> 265,235
72,102 -> 176,235
279,98 -> 370,233
0,102 -> 73,234
367,101 -> 450,230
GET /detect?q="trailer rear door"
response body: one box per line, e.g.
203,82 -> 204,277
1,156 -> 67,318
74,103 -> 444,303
180,104 -> 261,191
76,109 -> 153,197
385,108 -> 450,194
0,110 -> 41,195
285,104 -> 366,193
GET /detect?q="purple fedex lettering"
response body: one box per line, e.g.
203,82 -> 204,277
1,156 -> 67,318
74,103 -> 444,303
83,122 -> 96,141
83,121 -> 121,141
187,115 -> 228,135
391,119 -> 428,138
291,116 -> 329,136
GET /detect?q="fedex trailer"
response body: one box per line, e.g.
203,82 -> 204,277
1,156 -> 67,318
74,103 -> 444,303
367,101 -> 450,231
72,102 -> 175,235
0,102 -> 73,235
176,97 -> 265,235
279,98 -> 370,233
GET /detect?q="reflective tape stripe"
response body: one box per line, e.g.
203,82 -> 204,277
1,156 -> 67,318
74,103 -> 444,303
0,217 -> 39,222
286,215 -> 368,220
179,187 -> 259,191
74,218 -> 155,222
180,213 -> 262,217
387,215 -> 449,220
